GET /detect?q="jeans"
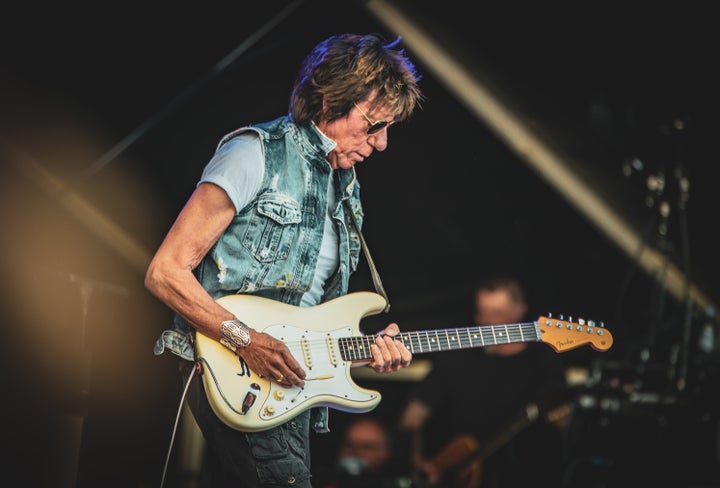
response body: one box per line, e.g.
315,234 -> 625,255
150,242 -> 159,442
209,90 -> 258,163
182,362 -> 313,487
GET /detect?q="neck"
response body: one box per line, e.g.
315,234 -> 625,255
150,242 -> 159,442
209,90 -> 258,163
338,321 -> 541,361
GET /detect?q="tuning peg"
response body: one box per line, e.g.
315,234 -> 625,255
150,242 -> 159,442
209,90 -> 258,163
558,314 -> 564,320
599,321 -> 605,328
548,312 -> 552,318
568,316 -> 573,323
588,320 -> 596,327
578,318 -> 585,325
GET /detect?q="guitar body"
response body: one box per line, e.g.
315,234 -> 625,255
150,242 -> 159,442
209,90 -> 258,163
194,292 -> 388,432
422,396 -> 576,488
427,434 -> 483,488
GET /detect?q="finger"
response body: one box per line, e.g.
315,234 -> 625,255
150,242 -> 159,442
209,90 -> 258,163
382,323 -> 400,337
383,336 -> 401,366
267,367 -> 286,384
372,337 -> 393,372
279,366 -> 304,388
382,335 -> 403,370
398,341 -> 412,367
281,348 -> 307,383
271,359 -> 304,388
376,335 -> 394,363
369,344 -> 387,372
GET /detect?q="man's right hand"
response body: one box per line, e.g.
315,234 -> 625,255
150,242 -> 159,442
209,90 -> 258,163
239,330 -> 306,388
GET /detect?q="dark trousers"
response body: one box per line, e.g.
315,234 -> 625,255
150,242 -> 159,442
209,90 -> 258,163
182,362 -> 313,487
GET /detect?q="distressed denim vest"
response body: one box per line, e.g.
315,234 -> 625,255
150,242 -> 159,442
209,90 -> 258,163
154,115 -> 364,432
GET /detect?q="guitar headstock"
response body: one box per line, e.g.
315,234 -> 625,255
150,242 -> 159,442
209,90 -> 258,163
536,314 -> 613,352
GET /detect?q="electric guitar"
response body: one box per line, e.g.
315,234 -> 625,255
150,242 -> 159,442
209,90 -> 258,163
194,292 -> 613,432
420,389 -> 577,488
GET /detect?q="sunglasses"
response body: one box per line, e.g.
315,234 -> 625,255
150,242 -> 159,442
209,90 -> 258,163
354,102 -> 396,134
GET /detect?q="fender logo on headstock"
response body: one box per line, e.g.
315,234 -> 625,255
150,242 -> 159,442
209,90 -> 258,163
537,315 -> 613,352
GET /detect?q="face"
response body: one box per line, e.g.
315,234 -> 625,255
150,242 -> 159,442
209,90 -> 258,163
316,99 -> 393,170
476,288 -> 528,355
475,289 -> 526,326
340,420 -> 391,471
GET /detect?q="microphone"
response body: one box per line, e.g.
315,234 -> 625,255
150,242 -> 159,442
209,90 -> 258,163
698,307 -> 717,354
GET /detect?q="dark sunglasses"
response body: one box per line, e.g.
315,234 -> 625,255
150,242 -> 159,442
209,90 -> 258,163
354,102 -> 396,134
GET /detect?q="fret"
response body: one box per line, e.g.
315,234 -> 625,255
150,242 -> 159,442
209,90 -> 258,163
352,336 -> 360,360
359,336 -> 366,359
449,328 -> 458,350
347,337 -> 356,361
503,324 -> 510,343
338,338 -> 346,360
431,330 -> 438,351
444,329 -> 451,351
359,336 -> 367,360
466,328 -> 474,348
476,327 -> 484,346
416,331 -> 424,352
491,326 -> 497,345
404,334 -> 416,354
519,324 -> 525,342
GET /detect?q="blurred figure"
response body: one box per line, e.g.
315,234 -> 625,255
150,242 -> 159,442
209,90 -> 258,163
317,416 -> 413,488
339,417 -> 392,476
400,275 -> 569,488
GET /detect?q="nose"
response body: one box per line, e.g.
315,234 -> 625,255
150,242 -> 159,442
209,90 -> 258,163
368,128 -> 388,152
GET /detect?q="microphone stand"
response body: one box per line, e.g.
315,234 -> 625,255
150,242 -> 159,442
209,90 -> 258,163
670,160 -> 693,393
56,270 -> 129,488
642,167 -> 670,366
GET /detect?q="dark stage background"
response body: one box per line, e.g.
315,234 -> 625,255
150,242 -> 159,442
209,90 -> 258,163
2,1 -> 719,487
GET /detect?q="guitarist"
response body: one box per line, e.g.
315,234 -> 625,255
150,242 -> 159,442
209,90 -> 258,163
145,33 -> 421,487
399,276 -> 568,488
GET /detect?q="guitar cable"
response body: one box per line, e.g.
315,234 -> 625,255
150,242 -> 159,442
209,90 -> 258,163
159,363 -> 198,488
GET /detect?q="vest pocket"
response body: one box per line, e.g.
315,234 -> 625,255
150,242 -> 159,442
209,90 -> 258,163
243,193 -> 302,263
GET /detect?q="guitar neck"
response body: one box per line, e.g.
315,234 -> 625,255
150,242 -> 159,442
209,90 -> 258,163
339,322 -> 542,361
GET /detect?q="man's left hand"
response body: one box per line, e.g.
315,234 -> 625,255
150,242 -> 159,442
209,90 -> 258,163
369,323 -> 412,373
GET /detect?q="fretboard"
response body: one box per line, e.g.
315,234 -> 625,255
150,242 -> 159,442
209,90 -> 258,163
338,322 -> 542,361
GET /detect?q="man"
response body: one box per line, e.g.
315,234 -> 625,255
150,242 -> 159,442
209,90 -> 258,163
338,417 -> 393,476
145,33 -> 422,487
400,276 -> 568,488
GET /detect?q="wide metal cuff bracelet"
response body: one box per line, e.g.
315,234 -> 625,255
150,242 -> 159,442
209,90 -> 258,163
220,318 -> 252,350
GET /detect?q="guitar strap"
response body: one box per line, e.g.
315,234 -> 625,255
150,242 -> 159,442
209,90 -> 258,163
343,199 -> 391,312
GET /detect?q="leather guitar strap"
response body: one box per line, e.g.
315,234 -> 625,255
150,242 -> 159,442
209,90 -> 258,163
343,199 -> 391,312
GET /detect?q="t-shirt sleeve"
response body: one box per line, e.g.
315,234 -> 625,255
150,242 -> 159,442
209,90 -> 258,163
198,132 -> 264,214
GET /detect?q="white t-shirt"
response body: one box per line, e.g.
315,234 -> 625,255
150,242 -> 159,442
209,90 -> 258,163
199,132 -> 339,306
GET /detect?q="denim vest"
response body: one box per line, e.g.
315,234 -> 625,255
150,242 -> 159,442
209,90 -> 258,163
154,115 -> 364,432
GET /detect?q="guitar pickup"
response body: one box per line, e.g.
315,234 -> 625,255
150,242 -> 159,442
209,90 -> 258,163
301,337 -> 313,369
326,334 -> 338,366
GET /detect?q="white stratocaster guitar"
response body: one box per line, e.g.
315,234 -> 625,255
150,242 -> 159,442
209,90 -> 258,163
194,291 -> 613,432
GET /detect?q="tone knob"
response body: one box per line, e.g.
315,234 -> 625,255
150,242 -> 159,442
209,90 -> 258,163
264,405 -> 276,416
274,390 -> 285,401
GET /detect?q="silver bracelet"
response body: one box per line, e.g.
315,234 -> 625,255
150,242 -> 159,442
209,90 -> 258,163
220,318 -> 252,350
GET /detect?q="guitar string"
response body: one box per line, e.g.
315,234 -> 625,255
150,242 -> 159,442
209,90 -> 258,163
256,322 -> 541,347
239,325 -> 546,361
271,331 -> 542,353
